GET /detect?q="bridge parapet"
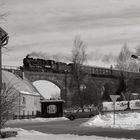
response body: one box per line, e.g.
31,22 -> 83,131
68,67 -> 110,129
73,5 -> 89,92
2,65 -> 20,70
2,65 -> 23,78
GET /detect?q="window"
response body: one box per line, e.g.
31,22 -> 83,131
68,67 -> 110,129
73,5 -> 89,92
23,110 -> 25,116
2,83 -> 6,90
47,105 -> 57,114
22,97 -> 26,104
34,98 -> 37,106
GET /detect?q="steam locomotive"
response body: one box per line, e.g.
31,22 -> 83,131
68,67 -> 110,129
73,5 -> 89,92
21,54 -> 139,78
22,54 -> 71,73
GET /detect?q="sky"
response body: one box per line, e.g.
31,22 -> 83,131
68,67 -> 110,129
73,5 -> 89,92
33,80 -> 60,99
1,0 -> 140,67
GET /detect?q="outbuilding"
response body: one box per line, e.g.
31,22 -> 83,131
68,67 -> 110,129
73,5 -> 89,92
41,100 -> 65,118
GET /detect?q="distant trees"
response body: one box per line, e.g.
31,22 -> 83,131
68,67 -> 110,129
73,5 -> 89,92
127,45 -> 140,96
71,77 -> 102,107
115,44 -> 131,71
70,36 -> 105,109
115,72 -> 126,100
72,36 -> 87,65
0,2 -> 8,26
70,36 -> 87,108
0,8 -> 6,24
134,46 -> 140,69
115,44 -> 139,72
101,82 -> 117,101
84,79 -> 103,108
135,45 -> 140,56
114,44 -> 140,99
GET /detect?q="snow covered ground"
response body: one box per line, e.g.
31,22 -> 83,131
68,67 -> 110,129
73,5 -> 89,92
7,117 -> 68,125
3,112 -> 140,140
2,127 -> 134,140
82,112 -> 140,130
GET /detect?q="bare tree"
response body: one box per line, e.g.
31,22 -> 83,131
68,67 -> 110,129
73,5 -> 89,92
0,6 -> 11,133
0,1 -> 7,24
0,14 -> 6,24
71,36 -> 87,108
135,45 -> 140,55
114,44 -> 140,101
72,36 -> 87,65
134,45 -> 140,70
115,44 -> 139,72
0,81 -> 19,129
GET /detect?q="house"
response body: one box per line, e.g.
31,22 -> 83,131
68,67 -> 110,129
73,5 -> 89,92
2,70 -> 42,118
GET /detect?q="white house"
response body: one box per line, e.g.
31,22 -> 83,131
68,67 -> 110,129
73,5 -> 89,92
2,70 -> 42,117
19,91 -> 41,116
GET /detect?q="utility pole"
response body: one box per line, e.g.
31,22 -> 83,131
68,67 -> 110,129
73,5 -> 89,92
0,27 -> 9,130
64,72 -> 67,107
0,39 -> 2,131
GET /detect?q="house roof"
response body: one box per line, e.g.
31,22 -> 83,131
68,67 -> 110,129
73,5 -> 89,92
41,99 -> 65,103
2,70 -> 40,96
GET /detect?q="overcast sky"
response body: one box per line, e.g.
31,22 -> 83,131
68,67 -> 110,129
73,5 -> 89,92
1,0 -> 140,67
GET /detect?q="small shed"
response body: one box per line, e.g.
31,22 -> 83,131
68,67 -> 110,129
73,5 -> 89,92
41,100 -> 65,118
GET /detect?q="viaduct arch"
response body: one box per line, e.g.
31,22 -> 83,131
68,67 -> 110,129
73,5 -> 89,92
23,71 -> 72,107
23,71 -> 120,107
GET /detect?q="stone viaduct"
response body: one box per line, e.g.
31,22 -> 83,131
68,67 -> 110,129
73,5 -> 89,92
2,65 -> 127,107
22,71 -> 120,107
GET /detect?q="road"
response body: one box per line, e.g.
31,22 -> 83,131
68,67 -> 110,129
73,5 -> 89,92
7,118 -> 140,139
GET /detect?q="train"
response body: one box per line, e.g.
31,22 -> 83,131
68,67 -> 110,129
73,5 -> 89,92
21,54 -> 140,78
22,54 -> 72,73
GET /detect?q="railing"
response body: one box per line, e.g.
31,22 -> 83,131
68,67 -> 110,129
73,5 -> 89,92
2,65 -> 23,78
2,65 -> 20,70
2,65 -> 140,79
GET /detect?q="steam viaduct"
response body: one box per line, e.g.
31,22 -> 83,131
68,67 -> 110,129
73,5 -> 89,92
2,65 -> 123,107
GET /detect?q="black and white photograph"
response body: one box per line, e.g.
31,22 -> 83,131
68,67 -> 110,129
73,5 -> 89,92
1,0 -> 140,139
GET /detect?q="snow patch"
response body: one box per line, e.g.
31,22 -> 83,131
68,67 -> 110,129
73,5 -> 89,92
2,127 -> 133,140
7,117 -> 68,125
82,112 -> 140,130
